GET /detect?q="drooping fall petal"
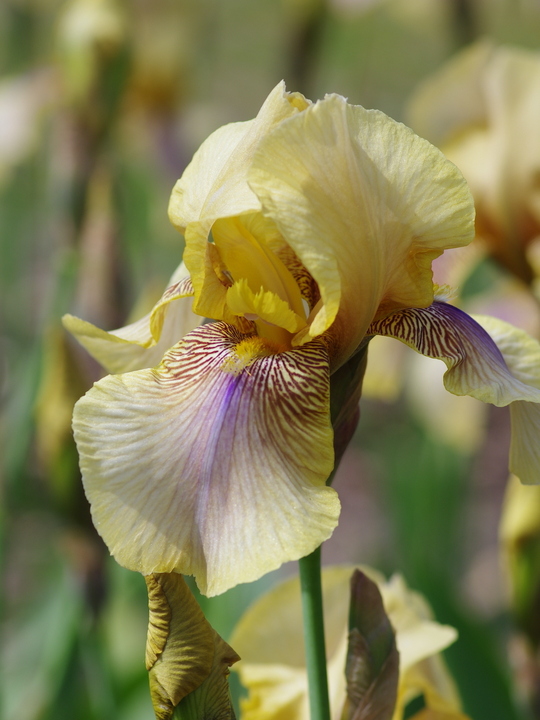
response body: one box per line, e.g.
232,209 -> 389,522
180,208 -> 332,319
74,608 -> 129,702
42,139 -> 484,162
145,573 -> 239,720
368,302 -> 540,484
73,322 -> 339,596
63,269 -> 197,373
248,94 -> 474,369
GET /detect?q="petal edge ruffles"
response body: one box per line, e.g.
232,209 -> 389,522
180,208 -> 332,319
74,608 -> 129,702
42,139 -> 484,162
73,322 -> 339,596
248,95 -> 474,369
63,271 -> 197,374
369,302 -> 540,484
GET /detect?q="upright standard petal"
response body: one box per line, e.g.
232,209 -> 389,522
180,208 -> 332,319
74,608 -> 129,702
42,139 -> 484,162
248,94 -> 474,369
63,267 -> 197,374
73,322 -> 339,597
168,82 -> 310,321
368,302 -> 540,484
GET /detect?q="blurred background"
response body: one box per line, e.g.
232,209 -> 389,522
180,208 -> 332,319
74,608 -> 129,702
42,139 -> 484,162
3,0 -> 540,718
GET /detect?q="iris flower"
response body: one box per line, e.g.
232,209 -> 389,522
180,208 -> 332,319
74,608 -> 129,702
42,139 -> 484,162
408,41 -> 540,286
230,565 -> 469,720
65,83 -> 540,597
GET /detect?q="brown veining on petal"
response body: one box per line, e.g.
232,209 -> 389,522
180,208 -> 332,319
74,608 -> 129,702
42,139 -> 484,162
276,244 -> 321,310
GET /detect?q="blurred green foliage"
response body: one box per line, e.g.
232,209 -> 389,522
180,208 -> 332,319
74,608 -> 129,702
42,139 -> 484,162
2,1 -> 540,718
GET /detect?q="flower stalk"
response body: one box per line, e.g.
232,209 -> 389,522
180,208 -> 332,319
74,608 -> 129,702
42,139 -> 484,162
299,545 -> 331,720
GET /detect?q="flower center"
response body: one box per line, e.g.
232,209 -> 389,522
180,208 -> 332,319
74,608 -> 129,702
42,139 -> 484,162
211,214 -> 308,345
221,336 -> 285,375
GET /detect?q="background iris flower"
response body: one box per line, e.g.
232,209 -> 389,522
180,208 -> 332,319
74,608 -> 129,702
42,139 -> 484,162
408,41 -> 540,290
230,565 -> 469,720
66,83 -> 540,600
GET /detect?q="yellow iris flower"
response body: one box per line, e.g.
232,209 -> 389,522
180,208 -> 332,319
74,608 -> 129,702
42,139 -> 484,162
408,41 -> 540,287
65,83 -> 540,597
230,565 -> 470,720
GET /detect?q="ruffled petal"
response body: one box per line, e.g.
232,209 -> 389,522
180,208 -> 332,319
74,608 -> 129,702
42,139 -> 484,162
168,82 -> 310,320
369,303 -> 540,484
248,94 -> 474,369
63,270 -> 197,373
73,322 -> 338,597
472,314 -> 540,484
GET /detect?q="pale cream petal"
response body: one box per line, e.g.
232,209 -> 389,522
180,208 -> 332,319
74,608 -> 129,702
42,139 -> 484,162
398,657 -> 465,720
482,48 -> 540,239
248,94 -> 474,369
471,314 -> 540,485
168,83 -> 310,319
238,664 -> 309,720
168,83 -> 309,233
509,401 -> 540,485
409,42 -> 540,284
231,566 -> 460,720
231,565 -> 379,720
381,575 -> 457,675
73,322 -> 338,597
407,40 -> 494,147
500,474 -> 540,548
63,272 -> 198,373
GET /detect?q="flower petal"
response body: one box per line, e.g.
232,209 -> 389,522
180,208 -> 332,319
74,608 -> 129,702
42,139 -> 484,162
408,41 -> 540,284
73,322 -> 338,596
248,94 -> 474,369
369,303 -> 540,484
168,82 -> 309,320
368,302 -> 540,406
407,40 -> 495,148
63,269 -> 197,373
231,566 -> 460,720
472,314 -> 540,484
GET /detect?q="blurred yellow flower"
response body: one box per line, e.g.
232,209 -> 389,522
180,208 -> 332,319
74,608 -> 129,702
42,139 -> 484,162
500,474 -> 540,645
230,565 -> 469,720
408,41 -> 540,288
65,83 -> 540,599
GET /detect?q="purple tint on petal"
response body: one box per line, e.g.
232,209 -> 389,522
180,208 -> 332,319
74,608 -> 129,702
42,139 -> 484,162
431,301 -> 507,363
368,300 -> 507,369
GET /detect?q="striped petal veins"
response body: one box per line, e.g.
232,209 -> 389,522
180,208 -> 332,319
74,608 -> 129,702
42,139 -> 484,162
368,301 -> 540,484
73,322 -> 339,596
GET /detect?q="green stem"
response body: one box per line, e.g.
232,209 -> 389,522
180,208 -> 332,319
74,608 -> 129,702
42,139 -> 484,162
299,546 -> 331,720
